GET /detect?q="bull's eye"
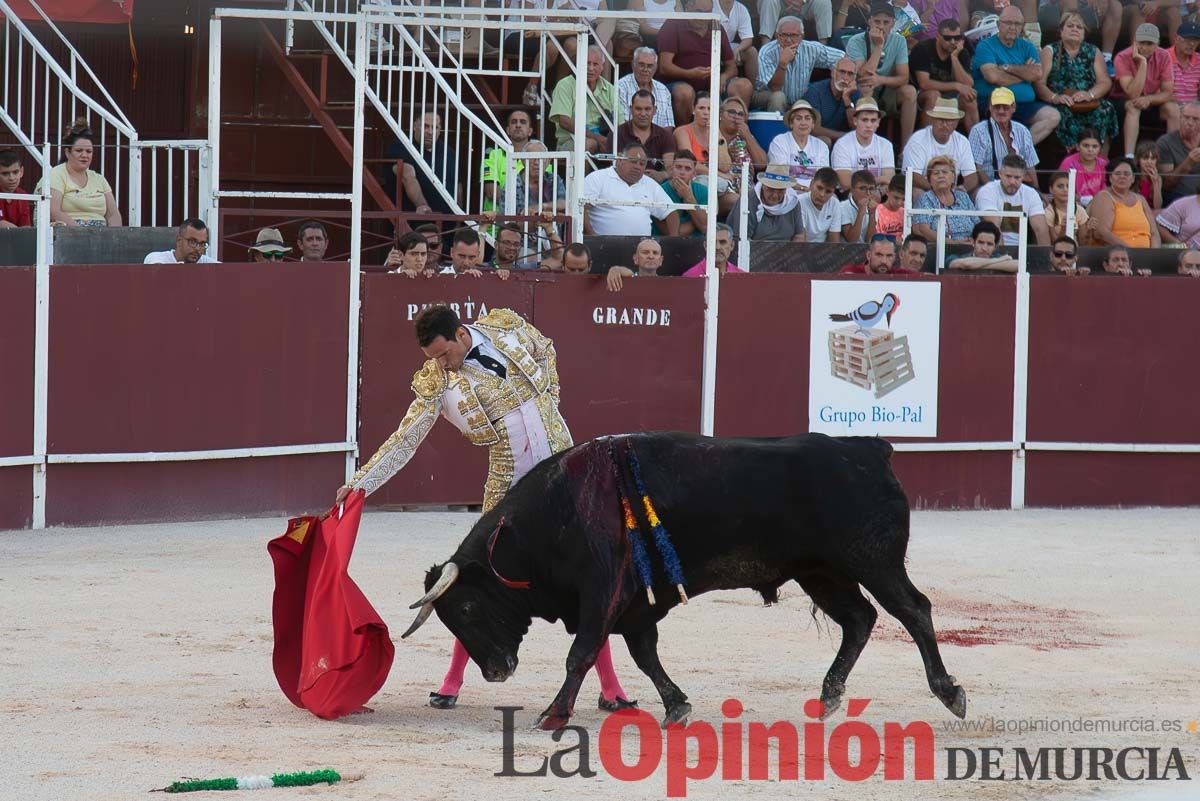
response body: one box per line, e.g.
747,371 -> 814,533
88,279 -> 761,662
460,601 -> 478,622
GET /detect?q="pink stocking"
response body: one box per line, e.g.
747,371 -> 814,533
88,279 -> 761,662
437,639 -> 470,696
593,638 -> 628,701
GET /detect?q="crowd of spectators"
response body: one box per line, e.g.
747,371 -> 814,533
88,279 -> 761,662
10,1 -> 1200,280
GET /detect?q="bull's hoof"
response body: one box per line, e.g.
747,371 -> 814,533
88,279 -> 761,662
534,711 -> 572,731
598,694 -> 639,712
942,686 -> 967,719
662,702 -> 692,728
428,692 -> 457,710
819,694 -> 842,720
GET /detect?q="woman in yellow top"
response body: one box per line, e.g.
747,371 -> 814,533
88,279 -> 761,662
1087,158 -> 1158,250
49,128 -> 121,227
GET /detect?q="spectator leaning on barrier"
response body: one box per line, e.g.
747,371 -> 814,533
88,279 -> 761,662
248,227 -> 291,262
683,222 -> 745,275
899,233 -> 928,273
754,16 -> 845,112
582,142 -> 680,236
1112,23 -> 1178,161
796,167 -> 842,242
1048,235 -> 1090,276
975,154 -> 1051,246
0,149 -> 31,228
839,235 -> 915,274
296,220 -> 329,262
902,97 -> 980,193
1176,248 -> 1200,277
606,237 -> 664,290
725,163 -> 805,241
388,231 -> 430,277
911,19 -> 980,131
144,219 -> 218,264
617,47 -> 676,129
1101,244 -> 1152,277
846,2 -> 919,145
445,229 -> 488,277
945,220 -> 1020,273
560,242 -> 594,274
968,86 -> 1040,185
413,223 -> 444,272
971,6 -> 1060,145
48,121 -> 122,228
839,169 -> 880,243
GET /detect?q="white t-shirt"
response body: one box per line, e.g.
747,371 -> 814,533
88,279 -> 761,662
143,250 -> 218,264
767,133 -> 831,189
901,128 -> 977,180
798,192 -> 841,242
838,197 -> 870,242
831,132 -> 896,177
718,1 -> 753,42
582,167 -> 674,235
974,180 -> 1046,246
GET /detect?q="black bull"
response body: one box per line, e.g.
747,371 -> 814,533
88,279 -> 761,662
403,432 -> 968,730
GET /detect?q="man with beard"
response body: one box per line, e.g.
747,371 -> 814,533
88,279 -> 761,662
805,57 -> 860,143
144,218 -> 218,264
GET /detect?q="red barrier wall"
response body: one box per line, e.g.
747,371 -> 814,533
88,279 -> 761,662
42,262 -> 350,526
713,273 -> 1017,508
356,274 -> 705,507
0,268 -> 35,530
1025,275 -> 1200,506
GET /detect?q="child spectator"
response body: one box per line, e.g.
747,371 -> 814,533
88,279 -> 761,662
0,149 -> 33,228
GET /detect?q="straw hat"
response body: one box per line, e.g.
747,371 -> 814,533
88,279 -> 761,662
852,96 -> 885,118
758,164 -> 798,190
249,227 -> 292,254
926,97 -> 965,120
784,99 -> 822,129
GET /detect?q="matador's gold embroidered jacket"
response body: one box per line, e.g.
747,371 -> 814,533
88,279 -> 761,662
348,308 -> 573,511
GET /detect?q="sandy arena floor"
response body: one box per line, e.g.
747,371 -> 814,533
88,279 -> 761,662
2,509 -> 1198,801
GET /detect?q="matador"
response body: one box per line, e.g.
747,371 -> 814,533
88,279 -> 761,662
336,304 -> 634,711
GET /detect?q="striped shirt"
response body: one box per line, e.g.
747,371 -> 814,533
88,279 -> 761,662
1168,47 -> 1200,105
968,118 -> 1039,181
756,39 -> 846,105
616,74 -> 675,129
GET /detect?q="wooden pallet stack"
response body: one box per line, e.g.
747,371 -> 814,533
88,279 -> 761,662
827,326 -> 916,399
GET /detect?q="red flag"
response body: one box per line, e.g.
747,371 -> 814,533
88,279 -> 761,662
268,490 -> 394,720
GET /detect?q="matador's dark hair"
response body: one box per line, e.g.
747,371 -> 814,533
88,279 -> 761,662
414,305 -> 463,347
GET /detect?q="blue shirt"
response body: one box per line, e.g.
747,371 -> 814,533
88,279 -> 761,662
756,40 -> 846,104
971,35 -> 1040,104
845,31 -> 909,77
913,189 -> 979,241
804,79 -> 860,134
658,179 -> 709,236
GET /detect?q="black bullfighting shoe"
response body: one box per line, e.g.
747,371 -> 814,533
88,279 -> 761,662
428,692 -> 458,709
598,694 -> 639,712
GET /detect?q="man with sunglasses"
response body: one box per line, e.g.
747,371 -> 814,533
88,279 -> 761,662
247,227 -> 292,262
145,218 -> 218,264
912,19 -> 980,131
1048,235 -> 1090,276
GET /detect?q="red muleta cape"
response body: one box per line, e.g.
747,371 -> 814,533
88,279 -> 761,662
268,490 -> 394,719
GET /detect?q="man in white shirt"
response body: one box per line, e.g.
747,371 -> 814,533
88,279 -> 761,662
582,142 -> 681,235
901,98 -> 980,193
831,96 -> 895,189
797,167 -> 842,242
144,218 -> 219,264
974,154 -> 1051,247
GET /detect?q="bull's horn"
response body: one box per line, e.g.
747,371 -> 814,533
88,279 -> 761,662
408,562 -> 460,609
401,603 -> 435,639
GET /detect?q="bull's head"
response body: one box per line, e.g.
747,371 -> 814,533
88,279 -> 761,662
402,522 -> 533,682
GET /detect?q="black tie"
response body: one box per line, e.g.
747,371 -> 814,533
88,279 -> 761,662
467,346 -> 507,378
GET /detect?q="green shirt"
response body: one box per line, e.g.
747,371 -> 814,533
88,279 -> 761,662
656,179 -> 708,236
549,76 -> 624,150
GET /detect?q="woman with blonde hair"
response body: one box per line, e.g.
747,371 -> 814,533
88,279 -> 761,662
912,155 -> 978,245
1036,11 -> 1119,150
